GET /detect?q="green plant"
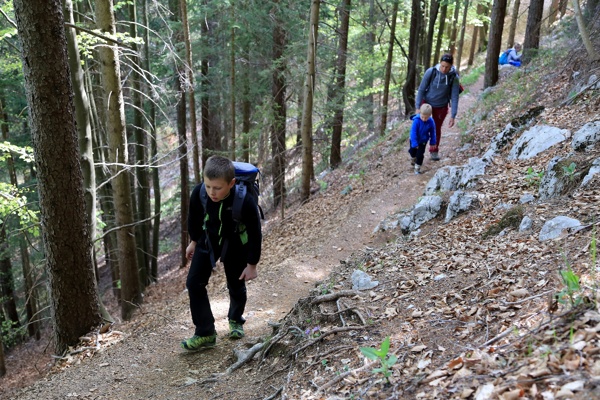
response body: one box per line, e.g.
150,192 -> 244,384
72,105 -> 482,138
525,167 -> 544,187
318,180 -> 328,191
562,162 -> 577,180
348,169 -> 366,187
557,261 -> 582,307
360,336 -> 397,383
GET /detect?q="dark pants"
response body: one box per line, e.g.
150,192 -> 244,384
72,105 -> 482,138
186,247 -> 247,336
429,105 -> 448,153
409,143 -> 427,166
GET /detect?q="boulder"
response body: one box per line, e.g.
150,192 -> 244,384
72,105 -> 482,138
539,216 -> 582,241
445,190 -> 480,223
519,216 -> 533,232
483,123 -> 518,161
581,158 -> 600,187
424,166 -> 463,195
508,125 -> 570,160
571,121 -> 600,152
459,158 -> 487,188
400,195 -> 442,233
538,156 -> 567,201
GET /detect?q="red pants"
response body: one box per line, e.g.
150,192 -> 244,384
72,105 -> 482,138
429,105 -> 448,153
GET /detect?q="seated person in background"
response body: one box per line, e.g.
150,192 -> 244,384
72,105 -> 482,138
507,43 -> 522,67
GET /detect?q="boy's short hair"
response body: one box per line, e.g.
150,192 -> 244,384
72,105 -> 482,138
420,103 -> 432,116
203,155 -> 235,182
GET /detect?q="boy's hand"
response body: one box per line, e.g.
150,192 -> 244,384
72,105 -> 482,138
448,117 -> 455,128
185,241 -> 196,261
239,264 -> 258,281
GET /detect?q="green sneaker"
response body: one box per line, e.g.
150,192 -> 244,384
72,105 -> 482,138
181,333 -> 216,351
228,320 -> 245,339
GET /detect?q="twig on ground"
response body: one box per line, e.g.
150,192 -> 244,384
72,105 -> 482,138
292,326 -> 365,356
311,290 -> 363,305
227,342 -> 265,374
302,345 -> 355,373
263,386 -> 283,400
316,361 -> 378,393
479,326 -> 517,348
501,290 -> 553,306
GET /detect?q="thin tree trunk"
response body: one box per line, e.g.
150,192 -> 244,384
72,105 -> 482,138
271,1 -> 287,208
479,4 -> 490,52
95,0 -> 142,320
484,0 -> 508,88
572,0 -> 600,61
449,0 -> 461,55
365,0 -> 376,131
425,0 -> 440,69
455,0 -> 470,71
403,0 -> 419,117
300,0 -> 320,201
242,62 -> 251,163
468,22 -> 479,66
329,0 -> 351,168
0,226 -> 20,328
0,332 -> 5,377
507,0 -> 521,47
380,0 -> 398,135
14,0 -> 102,352
230,4 -> 236,160
434,4 -> 447,62
200,1 -> 211,168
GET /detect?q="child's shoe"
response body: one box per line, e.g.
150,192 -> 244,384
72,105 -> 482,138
228,320 -> 245,339
411,157 -> 416,166
181,332 -> 216,351
430,152 -> 440,161
414,165 -> 422,175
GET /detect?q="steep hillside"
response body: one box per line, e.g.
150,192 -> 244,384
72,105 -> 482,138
3,17 -> 600,400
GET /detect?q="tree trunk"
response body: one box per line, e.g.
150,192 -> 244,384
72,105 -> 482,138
548,0 -> 560,26
522,0 -> 544,63
572,0 -> 600,61
434,4 -> 447,62
0,332 -> 5,377
456,0 -> 470,72
300,0 -> 321,202
507,0 -> 521,47
329,0 -> 351,169
483,0 -> 508,88
180,0 -> 200,182
479,4 -> 490,52
468,23 -> 479,66
0,226 -> 20,328
13,0 -> 102,352
128,1 -> 151,288
365,0 -> 376,132
95,0 -> 141,320
402,0 -> 419,117
449,0 -> 461,55
200,1 -> 211,168
425,0 -> 440,69
381,0 -> 399,134
142,0 -> 160,282
230,4 -> 237,160
271,2 -> 287,208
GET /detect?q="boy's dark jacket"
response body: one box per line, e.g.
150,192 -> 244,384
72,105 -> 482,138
188,184 -> 262,265
409,114 -> 437,148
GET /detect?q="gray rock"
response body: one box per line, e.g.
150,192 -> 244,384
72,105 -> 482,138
538,156 -> 568,201
588,74 -> 600,90
445,190 -> 480,223
519,216 -> 533,231
351,269 -> 379,290
508,125 -> 570,160
401,196 -> 442,233
581,158 -> 600,187
483,123 -> 518,161
459,158 -> 487,187
520,193 -> 535,204
539,216 -> 582,241
425,166 -> 463,195
571,121 -> 600,152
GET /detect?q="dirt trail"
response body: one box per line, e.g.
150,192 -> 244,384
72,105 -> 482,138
7,77 -> 483,400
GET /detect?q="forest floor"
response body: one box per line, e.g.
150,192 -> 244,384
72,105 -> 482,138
3,35 -> 600,399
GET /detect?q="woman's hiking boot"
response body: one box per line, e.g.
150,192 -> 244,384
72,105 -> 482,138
228,320 -> 245,339
181,332 -> 217,351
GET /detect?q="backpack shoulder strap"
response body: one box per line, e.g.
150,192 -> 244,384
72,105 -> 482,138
199,183 -> 208,211
426,68 -> 436,90
232,183 -> 246,223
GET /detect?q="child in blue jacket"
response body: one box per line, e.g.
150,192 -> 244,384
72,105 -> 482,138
409,103 -> 437,174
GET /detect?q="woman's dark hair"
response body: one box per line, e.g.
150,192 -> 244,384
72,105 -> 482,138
440,53 -> 453,64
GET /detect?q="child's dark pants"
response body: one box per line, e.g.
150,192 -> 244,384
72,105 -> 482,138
186,247 -> 247,337
409,143 -> 427,166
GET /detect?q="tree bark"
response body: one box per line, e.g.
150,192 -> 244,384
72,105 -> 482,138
468,23 -> 479,66
455,0 -> 470,72
381,0 -> 398,134
403,0 -> 419,117
329,0 -> 351,168
13,0 -> 101,352
425,0 -> 440,69
95,0 -> 142,320
522,0 -> 544,63
0,226 -> 20,328
449,0 -> 461,55
300,0 -> 320,201
483,0 -> 508,88
572,0 -> 600,61
200,0 -> 211,168
507,0 -> 521,47
230,4 -> 237,160
434,4 -> 447,63
271,1 -> 287,208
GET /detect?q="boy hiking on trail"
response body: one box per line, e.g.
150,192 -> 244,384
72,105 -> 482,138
182,155 -> 262,352
409,103 -> 437,175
